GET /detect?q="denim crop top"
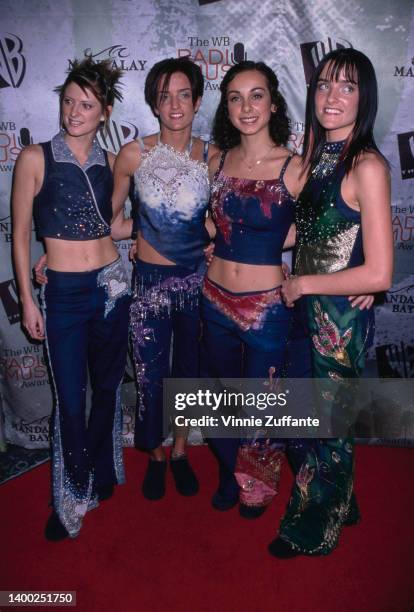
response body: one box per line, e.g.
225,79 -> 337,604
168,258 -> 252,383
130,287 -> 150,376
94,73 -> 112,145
132,138 -> 210,271
33,132 -> 112,240
211,152 -> 295,265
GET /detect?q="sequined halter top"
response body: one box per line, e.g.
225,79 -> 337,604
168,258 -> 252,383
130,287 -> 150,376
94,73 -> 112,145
295,140 -> 364,276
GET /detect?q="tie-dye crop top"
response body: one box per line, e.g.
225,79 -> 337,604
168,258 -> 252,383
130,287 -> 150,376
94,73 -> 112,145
210,152 -> 295,265
132,139 -> 210,271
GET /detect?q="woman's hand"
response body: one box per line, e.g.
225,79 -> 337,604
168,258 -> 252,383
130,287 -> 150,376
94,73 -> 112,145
281,262 -> 291,280
281,276 -> 303,307
22,300 -> 45,340
34,254 -> 48,285
129,242 -> 137,261
348,294 -> 375,309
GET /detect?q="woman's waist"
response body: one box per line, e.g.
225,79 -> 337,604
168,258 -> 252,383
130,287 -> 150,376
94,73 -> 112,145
137,231 -> 206,268
207,257 -> 284,292
44,236 -> 118,272
214,230 -> 286,265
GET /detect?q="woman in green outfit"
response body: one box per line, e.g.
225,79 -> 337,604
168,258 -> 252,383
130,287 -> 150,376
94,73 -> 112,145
269,48 -> 393,557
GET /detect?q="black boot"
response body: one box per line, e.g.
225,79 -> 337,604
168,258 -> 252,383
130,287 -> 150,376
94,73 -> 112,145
142,459 -> 167,500
268,537 -> 300,559
239,504 -> 267,519
170,455 -> 199,496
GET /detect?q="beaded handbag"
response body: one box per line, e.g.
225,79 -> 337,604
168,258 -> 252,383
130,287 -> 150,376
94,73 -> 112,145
235,441 -> 284,508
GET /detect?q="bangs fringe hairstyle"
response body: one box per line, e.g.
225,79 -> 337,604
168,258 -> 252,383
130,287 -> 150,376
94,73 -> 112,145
212,60 -> 290,150
55,55 -> 123,127
302,48 -> 384,174
144,57 -> 204,117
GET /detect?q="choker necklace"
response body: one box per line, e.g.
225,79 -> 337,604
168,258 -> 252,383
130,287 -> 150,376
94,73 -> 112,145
157,132 -> 193,155
241,144 -> 275,173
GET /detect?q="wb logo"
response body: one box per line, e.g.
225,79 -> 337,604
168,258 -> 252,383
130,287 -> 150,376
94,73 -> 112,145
97,119 -> 139,154
0,278 -> 21,325
397,131 -> 414,180
300,37 -> 352,85
0,34 -> 26,88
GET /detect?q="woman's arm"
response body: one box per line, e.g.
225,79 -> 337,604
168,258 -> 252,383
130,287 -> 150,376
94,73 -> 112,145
12,146 -> 45,339
282,154 -> 393,304
282,223 -> 296,250
110,141 -> 141,241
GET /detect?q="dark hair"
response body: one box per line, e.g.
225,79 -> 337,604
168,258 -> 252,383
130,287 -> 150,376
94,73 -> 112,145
212,61 -> 290,150
302,48 -> 383,174
55,55 -> 123,126
144,57 -> 204,117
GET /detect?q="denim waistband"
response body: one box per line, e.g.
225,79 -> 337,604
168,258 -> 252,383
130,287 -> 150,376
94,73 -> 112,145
46,256 -> 121,281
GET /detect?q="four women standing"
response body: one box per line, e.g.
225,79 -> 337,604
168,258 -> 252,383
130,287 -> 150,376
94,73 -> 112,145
13,48 -> 392,557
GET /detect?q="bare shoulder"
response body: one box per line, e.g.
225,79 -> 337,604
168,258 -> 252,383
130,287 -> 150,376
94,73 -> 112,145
353,150 -> 389,181
208,149 -> 223,174
283,152 -> 307,196
14,144 -> 44,180
16,144 -> 43,165
207,141 -> 220,161
116,140 -> 142,174
287,152 -> 303,172
191,137 -> 219,163
142,133 -> 158,149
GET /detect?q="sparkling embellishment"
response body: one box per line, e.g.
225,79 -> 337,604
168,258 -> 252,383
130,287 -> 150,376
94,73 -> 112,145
130,270 -> 203,422
97,258 -> 131,317
134,142 -> 209,221
48,132 -> 111,240
312,301 -> 352,367
295,139 -> 361,277
311,140 -> 346,179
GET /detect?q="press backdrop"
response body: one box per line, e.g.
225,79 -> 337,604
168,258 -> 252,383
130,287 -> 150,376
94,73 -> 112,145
1,0 -> 413,450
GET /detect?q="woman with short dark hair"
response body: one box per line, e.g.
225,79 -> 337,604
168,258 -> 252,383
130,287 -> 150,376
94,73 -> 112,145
111,57 -> 218,501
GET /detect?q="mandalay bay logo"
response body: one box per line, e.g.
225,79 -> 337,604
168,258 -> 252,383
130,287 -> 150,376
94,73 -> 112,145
68,45 -> 147,72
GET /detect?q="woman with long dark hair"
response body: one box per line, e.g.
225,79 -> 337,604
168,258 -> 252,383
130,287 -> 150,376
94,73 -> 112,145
202,61 -> 300,516
269,48 -> 393,557
12,57 -> 130,540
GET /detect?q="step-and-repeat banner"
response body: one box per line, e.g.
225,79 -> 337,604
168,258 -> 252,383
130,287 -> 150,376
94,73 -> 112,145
1,0 -> 413,450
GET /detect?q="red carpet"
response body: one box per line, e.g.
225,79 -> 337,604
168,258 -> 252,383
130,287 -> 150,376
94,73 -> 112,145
1,446 -> 413,612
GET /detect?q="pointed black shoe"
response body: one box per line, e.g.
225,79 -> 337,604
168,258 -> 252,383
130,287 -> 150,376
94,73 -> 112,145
170,456 -> 199,496
211,491 -> 239,511
239,503 -> 267,519
268,537 -> 300,559
44,511 -> 69,542
142,459 -> 167,500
